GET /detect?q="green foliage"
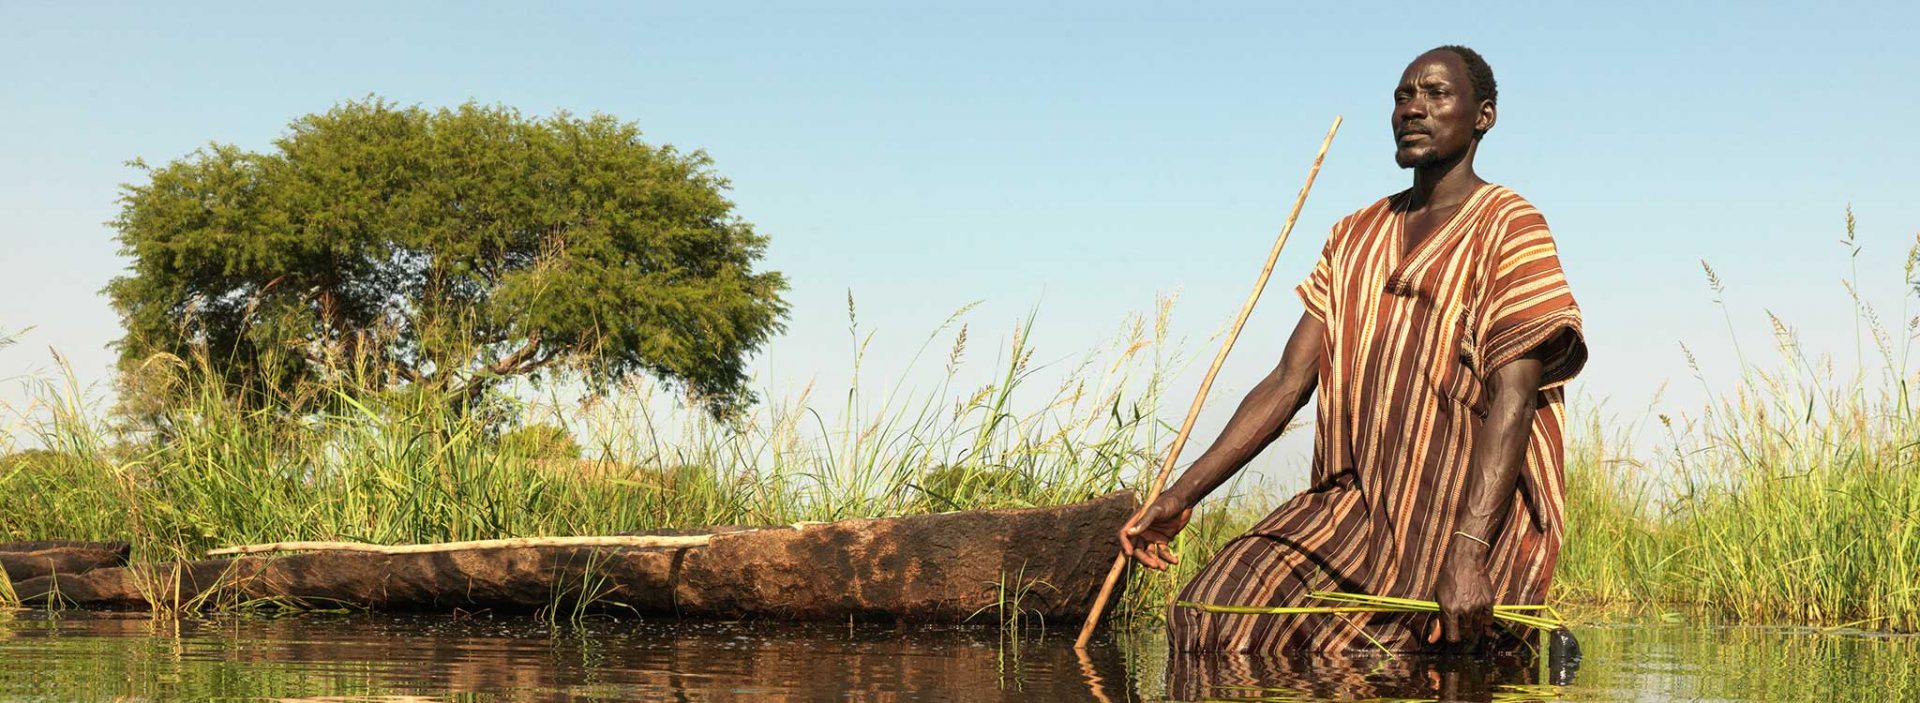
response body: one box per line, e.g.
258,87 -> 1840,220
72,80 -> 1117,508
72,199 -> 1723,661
106,98 -> 788,417
914,464 -> 1039,511
499,422 -> 582,461
0,449 -> 120,542
0,449 -> 67,473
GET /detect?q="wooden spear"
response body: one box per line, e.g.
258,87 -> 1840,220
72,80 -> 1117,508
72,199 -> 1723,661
1074,115 -> 1342,650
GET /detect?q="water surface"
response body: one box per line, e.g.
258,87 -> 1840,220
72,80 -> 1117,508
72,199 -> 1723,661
0,611 -> 1912,701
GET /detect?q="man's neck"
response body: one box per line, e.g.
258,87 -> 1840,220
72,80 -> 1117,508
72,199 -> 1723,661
1407,148 -> 1484,210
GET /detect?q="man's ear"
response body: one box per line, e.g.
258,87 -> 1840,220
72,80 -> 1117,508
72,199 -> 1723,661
1475,100 -> 1497,136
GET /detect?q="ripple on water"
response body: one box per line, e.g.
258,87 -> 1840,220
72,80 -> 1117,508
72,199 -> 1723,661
0,612 -> 1913,701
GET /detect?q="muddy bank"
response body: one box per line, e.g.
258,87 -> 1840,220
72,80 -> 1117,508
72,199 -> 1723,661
14,492 -> 1135,624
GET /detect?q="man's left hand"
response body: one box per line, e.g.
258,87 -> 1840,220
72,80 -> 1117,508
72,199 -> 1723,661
1431,547 -> 1496,649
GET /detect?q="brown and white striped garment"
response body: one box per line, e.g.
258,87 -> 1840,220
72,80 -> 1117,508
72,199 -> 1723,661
1168,184 -> 1588,653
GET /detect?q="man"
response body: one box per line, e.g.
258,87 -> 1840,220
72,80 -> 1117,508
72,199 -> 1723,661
1120,45 -> 1587,653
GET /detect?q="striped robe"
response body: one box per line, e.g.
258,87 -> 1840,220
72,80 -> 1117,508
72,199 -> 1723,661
1168,184 -> 1588,653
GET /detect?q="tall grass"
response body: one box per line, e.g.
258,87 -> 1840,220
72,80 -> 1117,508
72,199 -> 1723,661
1556,221 -> 1920,630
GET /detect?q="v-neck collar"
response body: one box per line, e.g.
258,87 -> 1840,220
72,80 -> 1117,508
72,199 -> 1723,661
1385,183 -> 1496,295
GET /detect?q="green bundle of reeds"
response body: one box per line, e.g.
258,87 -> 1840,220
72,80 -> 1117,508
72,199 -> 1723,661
1176,590 -> 1566,632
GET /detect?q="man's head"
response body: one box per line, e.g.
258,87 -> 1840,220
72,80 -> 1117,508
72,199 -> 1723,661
1393,46 -> 1497,170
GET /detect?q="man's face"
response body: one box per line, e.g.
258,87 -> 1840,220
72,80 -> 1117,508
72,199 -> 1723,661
1392,51 -> 1487,169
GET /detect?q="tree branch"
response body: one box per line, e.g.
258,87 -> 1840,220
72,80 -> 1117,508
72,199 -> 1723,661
484,330 -> 542,376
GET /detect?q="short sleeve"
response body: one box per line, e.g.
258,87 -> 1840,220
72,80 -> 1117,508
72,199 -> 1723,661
1476,209 -> 1588,390
1293,225 -> 1339,323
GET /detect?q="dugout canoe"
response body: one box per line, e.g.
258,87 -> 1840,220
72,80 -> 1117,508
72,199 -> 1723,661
10,492 -> 1137,624
0,541 -> 131,583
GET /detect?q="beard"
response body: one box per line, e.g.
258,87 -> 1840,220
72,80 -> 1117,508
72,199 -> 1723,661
1395,145 -> 1443,169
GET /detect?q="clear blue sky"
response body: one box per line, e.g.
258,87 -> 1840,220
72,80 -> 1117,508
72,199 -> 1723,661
4,2 -> 1917,480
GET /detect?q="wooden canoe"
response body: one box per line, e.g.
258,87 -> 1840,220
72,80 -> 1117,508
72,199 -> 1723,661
9,491 -> 1136,624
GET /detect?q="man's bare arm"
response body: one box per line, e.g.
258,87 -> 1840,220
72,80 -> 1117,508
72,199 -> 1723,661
1163,312 -> 1324,506
1119,311 -> 1325,570
1432,341 -> 1553,646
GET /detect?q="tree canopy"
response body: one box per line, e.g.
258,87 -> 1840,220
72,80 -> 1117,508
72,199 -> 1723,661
107,99 -> 787,415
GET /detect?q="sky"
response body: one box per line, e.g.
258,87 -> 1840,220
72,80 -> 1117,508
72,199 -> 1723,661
3,2 -> 1918,485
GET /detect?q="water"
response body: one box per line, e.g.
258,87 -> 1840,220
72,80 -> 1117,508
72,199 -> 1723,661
0,611 -> 1914,701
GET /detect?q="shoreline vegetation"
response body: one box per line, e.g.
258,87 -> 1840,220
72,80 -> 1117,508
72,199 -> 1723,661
4,227 -> 1919,633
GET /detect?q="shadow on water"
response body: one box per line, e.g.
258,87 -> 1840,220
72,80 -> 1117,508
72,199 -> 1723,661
0,611 -> 1914,701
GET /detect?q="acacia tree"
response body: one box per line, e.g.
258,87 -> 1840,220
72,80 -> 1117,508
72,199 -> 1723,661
107,99 -> 787,416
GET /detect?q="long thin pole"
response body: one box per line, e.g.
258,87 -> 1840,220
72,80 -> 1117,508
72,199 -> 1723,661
1074,115 -> 1342,649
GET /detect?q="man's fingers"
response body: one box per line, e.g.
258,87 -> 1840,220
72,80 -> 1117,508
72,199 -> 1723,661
1152,542 -> 1179,566
1124,533 -> 1159,569
1135,548 -> 1165,571
1469,602 -> 1490,637
1145,540 -> 1174,570
1118,508 -> 1153,555
1121,501 -> 1188,571
1453,604 -> 1491,649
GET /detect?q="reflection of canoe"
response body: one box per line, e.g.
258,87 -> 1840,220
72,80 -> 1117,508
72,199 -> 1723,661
7,613 -> 1143,701
12,492 -> 1136,624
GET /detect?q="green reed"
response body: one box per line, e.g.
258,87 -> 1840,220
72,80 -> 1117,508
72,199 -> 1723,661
1555,218 -> 1920,631
0,565 -> 16,611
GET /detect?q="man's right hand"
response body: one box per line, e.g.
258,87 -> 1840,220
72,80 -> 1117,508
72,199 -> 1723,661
1118,491 -> 1194,571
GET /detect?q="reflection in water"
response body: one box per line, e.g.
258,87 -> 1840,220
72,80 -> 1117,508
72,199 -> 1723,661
0,613 -> 1139,701
1165,649 -> 1558,702
0,611 -> 1912,701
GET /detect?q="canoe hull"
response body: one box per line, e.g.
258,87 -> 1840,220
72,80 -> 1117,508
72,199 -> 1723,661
0,541 -> 129,583
13,492 -> 1137,624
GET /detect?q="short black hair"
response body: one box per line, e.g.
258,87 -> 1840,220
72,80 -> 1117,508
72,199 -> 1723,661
1431,45 -> 1497,107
